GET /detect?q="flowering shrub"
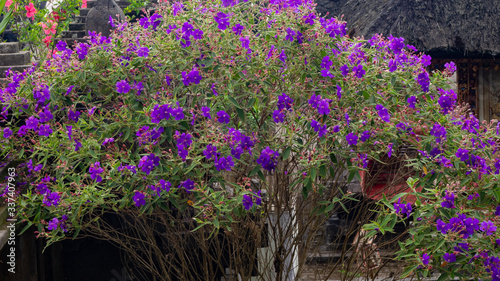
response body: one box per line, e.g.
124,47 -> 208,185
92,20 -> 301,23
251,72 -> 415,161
2,0 -> 84,59
1,0 -> 500,279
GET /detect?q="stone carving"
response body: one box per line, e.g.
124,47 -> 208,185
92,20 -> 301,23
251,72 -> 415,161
85,0 -> 125,37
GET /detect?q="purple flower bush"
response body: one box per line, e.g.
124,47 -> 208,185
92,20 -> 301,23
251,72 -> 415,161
1,0 -> 499,279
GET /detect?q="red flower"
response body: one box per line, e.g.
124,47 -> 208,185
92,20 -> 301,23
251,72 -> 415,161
25,2 -> 37,20
43,35 -> 51,47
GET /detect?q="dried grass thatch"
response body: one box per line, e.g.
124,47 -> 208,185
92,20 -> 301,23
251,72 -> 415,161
314,0 -> 500,58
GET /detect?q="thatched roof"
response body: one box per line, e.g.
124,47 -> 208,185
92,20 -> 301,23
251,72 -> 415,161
314,0 -> 500,58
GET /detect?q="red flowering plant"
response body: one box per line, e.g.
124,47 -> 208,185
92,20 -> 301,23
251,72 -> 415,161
1,0 -> 81,59
1,0 -> 499,279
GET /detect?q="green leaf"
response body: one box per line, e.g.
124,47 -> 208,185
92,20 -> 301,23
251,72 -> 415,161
236,108 -> 245,122
228,96 -> 240,108
329,153 -> 337,164
325,203 -> 335,213
246,98 -> 256,108
282,147 -> 291,160
123,127 -> 131,141
257,170 -> 265,182
19,222 -> 33,235
249,166 -> 260,177
319,165 -> 327,178
310,167 -> 317,180
400,265 -> 419,279
347,170 -> 356,182
72,227 -> 81,239
437,273 -> 449,281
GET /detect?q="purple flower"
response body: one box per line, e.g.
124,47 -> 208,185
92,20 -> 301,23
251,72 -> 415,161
108,15 -> 115,28
56,41 -> 68,52
3,128 -> 12,138
346,133 -> 358,146
439,156 -> 452,168
394,198 -> 412,218
279,49 -> 287,63
214,12 -> 230,30
422,253 -> 430,265
416,70 -> 430,92
240,36 -> 250,49
203,144 -> 217,160
201,107 -> 211,119
254,191 -> 262,205
310,120 -> 327,137
39,108 -> 53,122
436,219 -> 448,234
438,88 -> 457,115
88,106 -> 96,115
172,2 -> 184,16
495,205 -> 500,216
243,194 -> 253,210
430,122 -> 447,143
180,179 -> 195,192
192,29 -> 203,40
232,23 -> 244,35
443,253 -> 456,263
74,140 -> 82,151
266,45 -> 275,60
375,104 -> 391,122
396,122 -> 412,133
256,147 -> 279,172
38,124 -> 52,137
75,43 -> 90,60
352,64 -> 365,78
68,110 -> 81,122
102,138 -> 114,146
138,153 -> 160,174
420,54 -> 432,67
133,191 -> 146,207
360,130 -> 370,142
317,99 -> 330,115
116,80 -> 131,94
273,110 -> 285,123
340,64 -> 349,76
43,191 -> 60,207
26,116 -> 39,130
66,85 -> 75,96
277,93 -> 294,111
387,35 -> 405,54
217,111 -> 230,124
214,155 -> 235,171
309,93 -> 321,109
456,148 -> 470,162
388,143 -> 393,158
407,96 -> 417,109
137,47 -> 149,57
441,191 -> 455,209
454,242 -> 469,253
303,13 -> 316,25
336,85 -> 342,101
444,61 -> 456,74
89,162 -> 104,182
159,179 -> 171,193
480,221 -> 497,236
388,59 -> 397,72
33,85 -> 50,104
188,67 -> 202,84
48,218 -> 59,231
285,28 -> 296,42
176,131 -> 192,161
